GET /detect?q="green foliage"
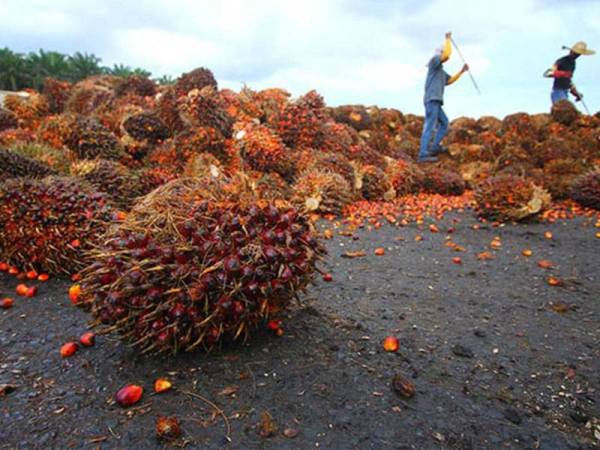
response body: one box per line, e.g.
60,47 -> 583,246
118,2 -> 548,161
0,47 -> 158,91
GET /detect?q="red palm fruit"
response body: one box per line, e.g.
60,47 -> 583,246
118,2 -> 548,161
69,285 -> 81,304
0,262 -> 8,271
16,284 -> 28,296
267,319 -> 281,331
322,273 -> 333,282
452,257 -> 462,265
383,336 -> 399,352
8,267 -> 19,275
1,298 -> 14,309
60,342 -> 78,358
154,378 -> 172,393
115,384 -> 143,407
80,332 -> 96,347
26,271 -> 38,280
37,273 -> 49,281
25,286 -> 37,297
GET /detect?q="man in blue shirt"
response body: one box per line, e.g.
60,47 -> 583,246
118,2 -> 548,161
418,32 -> 469,163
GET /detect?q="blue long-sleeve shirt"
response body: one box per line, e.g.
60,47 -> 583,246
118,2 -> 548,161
424,55 -> 450,104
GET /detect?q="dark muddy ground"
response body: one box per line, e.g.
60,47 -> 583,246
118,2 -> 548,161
1,211 -> 599,450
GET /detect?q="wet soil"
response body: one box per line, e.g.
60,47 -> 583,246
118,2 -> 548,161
1,212 -> 599,449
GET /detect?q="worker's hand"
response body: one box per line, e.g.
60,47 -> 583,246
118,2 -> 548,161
445,32 -> 452,39
462,64 -> 469,72
574,92 -> 583,102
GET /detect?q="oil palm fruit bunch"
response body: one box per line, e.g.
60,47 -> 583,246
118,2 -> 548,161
77,177 -> 325,354
474,174 -> 551,221
178,86 -> 233,137
0,108 -> 18,132
457,161 -> 494,189
0,148 -> 58,180
385,158 -> 424,196
36,114 -> 73,149
291,169 -> 354,215
9,143 -> 73,174
43,78 -> 73,114
65,85 -> 113,116
540,158 -> 587,199
236,123 -> 288,173
148,126 -> 227,171
551,99 -> 580,126
156,87 -> 185,134
253,88 -> 292,123
3,93 -> 49,130
311,152 -> 356,186
71,159 -> 150,210
330,105 -> 372,131
115,76 -> 157,98
65,117 -> 124,160
420,167 -> 466,196
344,141 -> 386,168
534,136 -> 579,165
0,176 -> 113,274
357,165 -> 395,201
174,67 -> 218,97
183,152 -> 223,179
122,112 -> 170,144
272,91 -> 326,149
319,122 -> 360,155
569,169 -> 600,210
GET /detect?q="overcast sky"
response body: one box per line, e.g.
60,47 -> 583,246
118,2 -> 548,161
2,0 -> 599,118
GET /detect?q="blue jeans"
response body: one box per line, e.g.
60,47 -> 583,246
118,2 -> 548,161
551,89 -> 569,104
419,100 -> 448,159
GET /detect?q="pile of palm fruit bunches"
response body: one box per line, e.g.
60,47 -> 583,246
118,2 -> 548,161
1,68 -> 599,354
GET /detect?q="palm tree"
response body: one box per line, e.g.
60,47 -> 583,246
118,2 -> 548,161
67,52 -> 103,81
0,47 -> 27,91
105,63 -> 151,78
155,74 -> 175,85
25,50 -> 71,89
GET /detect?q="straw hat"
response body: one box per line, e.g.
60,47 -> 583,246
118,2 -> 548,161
567,41 -> 595,55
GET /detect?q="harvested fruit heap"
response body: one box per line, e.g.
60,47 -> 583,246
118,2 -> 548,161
0,177 -> 113,275
77,177 -> 325,354
0,64 -> 599,280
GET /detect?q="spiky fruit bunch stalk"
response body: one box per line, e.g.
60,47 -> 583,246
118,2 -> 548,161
457,161 -> 494,189
253,172 -> 292,201
77,178 -> 325,354
236,124 -> 288,173
0,148 -> 58,180
174,67 -> 218,97
385,158 -> 424,196
0,108 -> 19,132
357,165 -> 396,201
569,169 -> 600,210
540,158 -> 587,199
420,167 -> 466,196
183,152 -> 223,179
291,170 -> 354,215
551,99 -> 580,126
178,86 -> 233,137
43,78 -> 73,114
122,112 -> 170,143
0,177 -> 113,274
474,174 -> 551,221
272,90 -> 326,149
115,76 -> 157,98
71,159 -> 152,210
65,117 -> 124,160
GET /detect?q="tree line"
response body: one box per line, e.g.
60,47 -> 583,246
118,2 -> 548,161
0,47 -> 174,92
